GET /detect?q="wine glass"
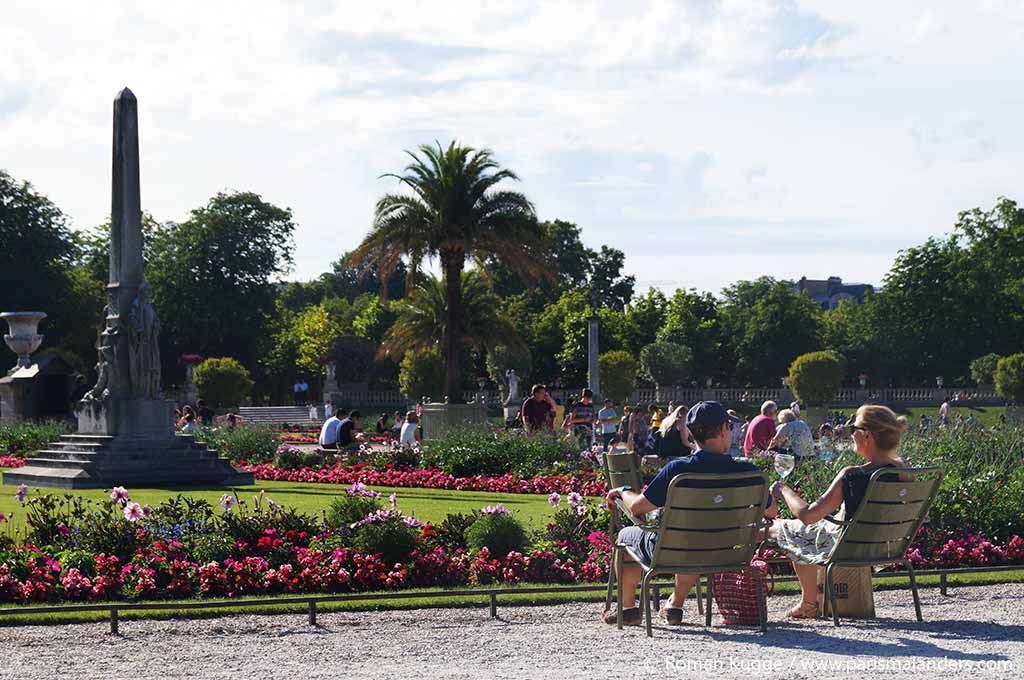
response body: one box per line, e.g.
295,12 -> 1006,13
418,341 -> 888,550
774,453 -> 796,480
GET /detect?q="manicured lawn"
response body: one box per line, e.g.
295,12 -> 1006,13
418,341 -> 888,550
0,478 -> 558,534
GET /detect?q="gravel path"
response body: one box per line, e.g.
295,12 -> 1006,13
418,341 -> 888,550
5,584 -> 1023,680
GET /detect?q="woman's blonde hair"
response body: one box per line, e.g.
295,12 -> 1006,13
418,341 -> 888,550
856,404 -> 908,452
659,405 -> 688,437
777,409 -> 796,424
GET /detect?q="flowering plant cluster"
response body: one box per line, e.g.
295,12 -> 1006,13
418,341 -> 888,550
244,462 -> 606,496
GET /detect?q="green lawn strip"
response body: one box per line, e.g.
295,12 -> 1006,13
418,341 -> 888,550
0,480 -> 558,534
1,570 -> 1021,627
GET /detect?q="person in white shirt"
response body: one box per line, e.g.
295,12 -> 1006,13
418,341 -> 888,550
939,398 -> 950,426
324,402 -> 334,419
318,408 -> 347,448
768,409 -> 815,458
400,410 -> 421,449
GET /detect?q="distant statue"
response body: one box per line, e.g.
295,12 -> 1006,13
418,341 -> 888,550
127,283 -> 161,398
505,369 -> 519,405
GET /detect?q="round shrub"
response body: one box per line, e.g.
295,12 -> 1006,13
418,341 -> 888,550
465,512 -> 528,558
787,351 -> 844,405
354,516 -> 420,564
639,341 -> 692,388
327,489 -> 385,528
995,353 -> 1024,402
193,356 -> 254,407
970,353 -> 1002,386
201,425 -> 279,464
599,351 -> 639,404
399,348 -> 445,400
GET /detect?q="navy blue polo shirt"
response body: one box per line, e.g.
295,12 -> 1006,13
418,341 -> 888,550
642,449 -> 760,507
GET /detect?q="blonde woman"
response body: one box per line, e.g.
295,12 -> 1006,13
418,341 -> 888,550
651,405 -> 694,459
769,404 -> 909,618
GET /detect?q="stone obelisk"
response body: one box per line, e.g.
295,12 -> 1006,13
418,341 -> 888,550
3,88 -> 253,488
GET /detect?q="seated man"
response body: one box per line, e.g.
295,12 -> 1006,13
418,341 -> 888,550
603,400 -> 777,626
336,410 -> 365,451
318,408 -> 348,450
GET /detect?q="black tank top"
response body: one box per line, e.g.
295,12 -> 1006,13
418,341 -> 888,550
841,464 -> 899,517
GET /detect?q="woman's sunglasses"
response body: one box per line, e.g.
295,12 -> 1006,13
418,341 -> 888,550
842,421 -> 869,436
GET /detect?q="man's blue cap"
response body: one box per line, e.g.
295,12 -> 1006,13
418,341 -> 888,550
686,401 -> 730,430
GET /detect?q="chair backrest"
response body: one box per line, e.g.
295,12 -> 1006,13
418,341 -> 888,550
650,471 -> 770,571
829,466 -> 944,565
601,451 -> 643,492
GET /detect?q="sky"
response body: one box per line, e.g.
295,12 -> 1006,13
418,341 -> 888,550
3,1 -> 1023,296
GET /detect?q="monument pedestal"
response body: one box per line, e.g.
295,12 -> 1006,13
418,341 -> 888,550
77,397 -> 176,435
5,431 -> 254,490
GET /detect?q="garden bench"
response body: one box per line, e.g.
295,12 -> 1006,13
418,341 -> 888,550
614,470 -> 771,636
819,466 -> 943,626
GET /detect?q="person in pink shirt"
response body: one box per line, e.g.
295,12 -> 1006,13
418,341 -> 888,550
743,400 -> 778,454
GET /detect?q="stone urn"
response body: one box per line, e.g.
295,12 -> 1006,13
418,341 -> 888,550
1,312 -> 47,368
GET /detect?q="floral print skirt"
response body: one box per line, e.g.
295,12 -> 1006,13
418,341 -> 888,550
771,517 -> 843,565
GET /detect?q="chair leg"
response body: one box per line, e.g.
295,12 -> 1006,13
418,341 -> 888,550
705,575 -> 713,627
905,560 -> 923,622
695,576 -> 704,616
616,551 -> 624,630
825,563 -> 840,627
753,567 -> 767,634
642,571 -> 653,638
605,547 -> 617,612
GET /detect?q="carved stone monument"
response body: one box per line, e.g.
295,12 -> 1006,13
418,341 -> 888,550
3,88 -> 253,489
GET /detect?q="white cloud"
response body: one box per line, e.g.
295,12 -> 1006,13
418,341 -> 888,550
0,0 -> 1020,296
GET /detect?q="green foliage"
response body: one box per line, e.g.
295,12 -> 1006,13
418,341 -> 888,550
422,512 -> 478,551
147,191 -> 296,372
719,277 -> 823,385
0,420 -> 71,457
486,344 -> 532,385
787,351 -> 844,405
465,511 -> 528,557
354,516 -> 420,564
194,357 -> 254,407
352,296 -> 397,345
422,426 -> 574,477
639,341 -> 692,387
198,425 -> 279,464
995,354 -> 1024,402
329,334 -> 376,384
971,353 -> 1002,386
657,288 -> 720,382
399,348 -> 445,400
326,492 -> 385,529
599,350 -> 639,403
190,533 -> 235,565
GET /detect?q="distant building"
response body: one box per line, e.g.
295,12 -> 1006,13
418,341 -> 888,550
795,276 -> 874,311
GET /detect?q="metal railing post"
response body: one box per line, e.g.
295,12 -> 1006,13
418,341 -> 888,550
109,608 -> 118,635
308,600 -> 318,625
489,593 -> 497,618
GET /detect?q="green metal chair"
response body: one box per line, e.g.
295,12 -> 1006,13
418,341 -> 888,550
600,452 -> 645,611
617,470 -> 771,636
821,466 -> 944,626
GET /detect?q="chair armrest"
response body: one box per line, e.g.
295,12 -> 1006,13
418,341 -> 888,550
822,514 -> 847,526
614,498 -> 658,531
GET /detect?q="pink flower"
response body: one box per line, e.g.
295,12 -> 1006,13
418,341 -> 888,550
220,494 -> 235,511
567,492 -> 583,507
548,492 -> 561,507
123,502 -> 145,522
480,505 -> 510,516
15,484 -> 28,503
110,486 -> 129,505
0,511 -> 5,522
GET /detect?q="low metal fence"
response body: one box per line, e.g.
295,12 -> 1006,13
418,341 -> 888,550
0,564 -> 1018,633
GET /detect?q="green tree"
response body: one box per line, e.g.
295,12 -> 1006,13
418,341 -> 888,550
194,357 -> 254,407
588,245 -> 635,310
147,191 -> 296,374
718,277 -> 823,385
486,344 -> 532,386
657,288 -> 720,382
0,170 -> 99,361
599,350 -> 639,403
328,335 -> 376,384
970,353 -> 1002,386
293,304 -> 342,383
399,348 -> 445,399
994,354 -> 1024,403
348,142 -> 550,403
624,288 -> 668,355
380,272 -> 523,376
351,296 -> 397,345
639,341 -> 693,389
787,351 -> 844,406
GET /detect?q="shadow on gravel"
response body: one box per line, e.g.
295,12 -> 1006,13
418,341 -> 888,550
645,622 -> 1012,663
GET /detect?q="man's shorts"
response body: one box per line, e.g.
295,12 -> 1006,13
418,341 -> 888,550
617,526 -> 657,565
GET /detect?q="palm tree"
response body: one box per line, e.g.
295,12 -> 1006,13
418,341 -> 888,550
348,141 -> 549,402
380,271 -> 524,366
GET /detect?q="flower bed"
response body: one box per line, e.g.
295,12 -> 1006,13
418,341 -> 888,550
0,455 -> 26,469
0,482 -> 1021,606
243,462 -> 607,496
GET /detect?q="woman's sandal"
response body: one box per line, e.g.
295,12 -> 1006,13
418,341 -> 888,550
785,601 -> 818,619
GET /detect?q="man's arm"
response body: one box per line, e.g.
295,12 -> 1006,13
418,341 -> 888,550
605,487 -> 656,518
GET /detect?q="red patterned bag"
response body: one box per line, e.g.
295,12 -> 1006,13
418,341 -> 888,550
712,558 -> 771,625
